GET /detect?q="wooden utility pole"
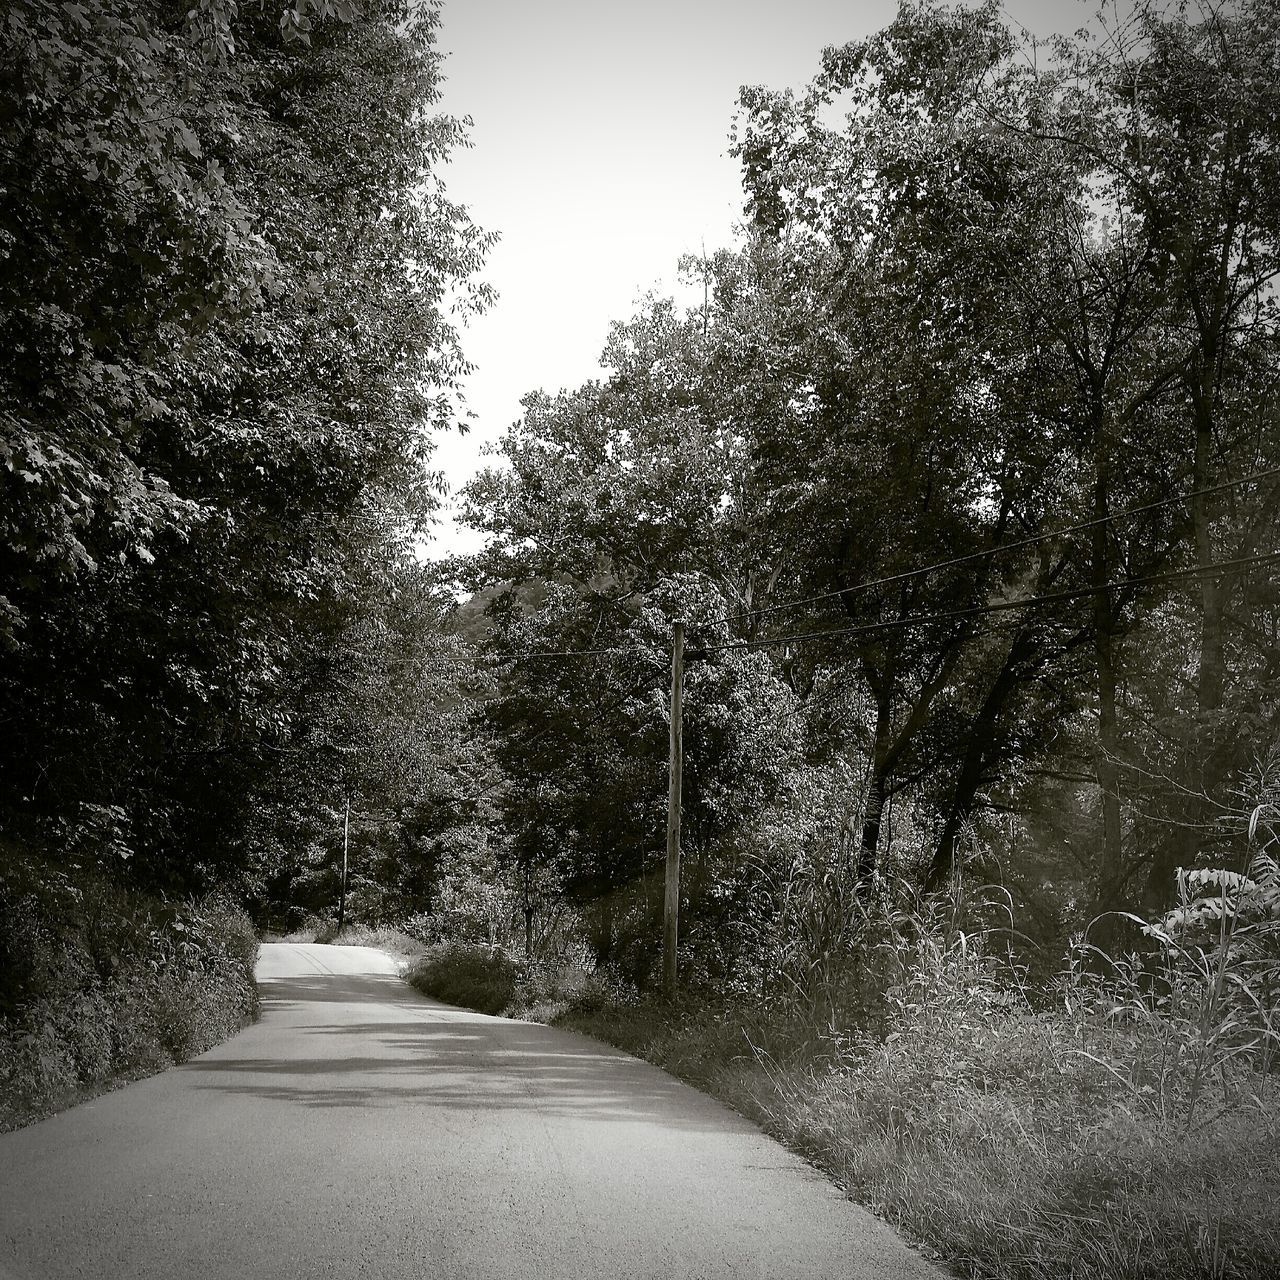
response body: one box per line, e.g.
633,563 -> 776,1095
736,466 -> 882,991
663,622 -> 685,1001
337,793 -> 350,932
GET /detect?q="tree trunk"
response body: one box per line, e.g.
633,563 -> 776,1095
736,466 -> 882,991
859,765 -> 888,883
590,893 -> 615,967
1144,391 -> 1228,912
337,792 -> 350,932
1092,453 -> 1125,908
858,688 -> 894,884
1192,399 -> 1225,714
927,632 -> 1035,890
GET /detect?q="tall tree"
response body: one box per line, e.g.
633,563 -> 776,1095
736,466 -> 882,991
1062,0 -> 1280,900
460,291 -> 801,974
731,2 -> 1101,883
0,0 -> 491,892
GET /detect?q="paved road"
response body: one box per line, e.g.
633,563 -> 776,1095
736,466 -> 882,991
0,943 -> 944,1280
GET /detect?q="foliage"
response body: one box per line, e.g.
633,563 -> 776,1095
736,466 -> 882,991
0,0 -> 491,897
406,943 -> 521,1016
0,0 -> 495,1128
0,866 -> 259,1131
442,0 -> 1280,990
559,870 -> 1280,1280
460,359 -> 805,970
248,559 -> 502,933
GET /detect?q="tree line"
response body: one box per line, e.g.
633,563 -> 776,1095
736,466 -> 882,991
0,0 -> 489,927
446,0 -> 1280,983
3,0 -> 1277,1000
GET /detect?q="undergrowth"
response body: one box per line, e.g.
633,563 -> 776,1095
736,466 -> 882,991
287,808 -> 1280,1279
405,941 -> 621,1018
566,855 -> 1280,1280
395,849 -> 1280,1280
0,866 -> 260,1132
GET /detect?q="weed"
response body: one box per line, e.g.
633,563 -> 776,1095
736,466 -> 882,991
554,875 -> 1280,1280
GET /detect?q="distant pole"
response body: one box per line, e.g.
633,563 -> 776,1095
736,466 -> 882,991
663,622 -> 685,1001
337,792 -> 350,933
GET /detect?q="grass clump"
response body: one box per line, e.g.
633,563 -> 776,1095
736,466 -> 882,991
406,942 -> 520,1014
0,866 -> 260,1132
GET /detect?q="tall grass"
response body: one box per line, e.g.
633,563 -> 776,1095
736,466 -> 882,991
404,940 -> 623,1019
362,867 -> 1280,1276
557,859 -> 1280,1280
323,808 -> 1280,1276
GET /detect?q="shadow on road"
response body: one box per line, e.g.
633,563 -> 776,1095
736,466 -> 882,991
182,974 -> 748,1136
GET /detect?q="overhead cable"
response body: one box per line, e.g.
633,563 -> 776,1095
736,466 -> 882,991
727,463 -> 1280,624
693,548 -> 1280,657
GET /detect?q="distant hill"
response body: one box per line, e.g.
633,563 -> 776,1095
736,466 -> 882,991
447,580 -> 551,644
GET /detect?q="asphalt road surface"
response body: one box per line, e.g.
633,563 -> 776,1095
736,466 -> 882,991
0,943 -> 945,1280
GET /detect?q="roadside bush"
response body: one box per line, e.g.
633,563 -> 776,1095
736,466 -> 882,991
0,866 -> 260,1132
504,957 -> 624,1021
403,942 -> 626,1021
407,942 -> 519,1014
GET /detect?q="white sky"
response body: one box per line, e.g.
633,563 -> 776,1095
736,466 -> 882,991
428,0 -> 1091,556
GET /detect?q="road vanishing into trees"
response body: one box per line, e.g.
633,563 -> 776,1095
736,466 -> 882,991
0,944 -> 943,1280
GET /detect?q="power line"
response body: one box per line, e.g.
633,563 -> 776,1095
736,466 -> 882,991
410,465 -> 1279,668
437,546 -> 1278,667
504,644 -> 662,662
728,463 -> 1280,625
346,546 -> 1274,681
693,548 -> 1280,657
351,643 -> 660,667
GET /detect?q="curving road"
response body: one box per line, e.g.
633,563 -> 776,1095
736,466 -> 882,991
0,943 -> 944,1280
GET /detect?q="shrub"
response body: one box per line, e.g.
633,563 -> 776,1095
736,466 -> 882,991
0,868 -> 260,1132
403,942 -> 626,1021
554,869 -> 1280,1280
312,919 -> 340,945
407,943 -> 520,1015
280,912 -> 331,943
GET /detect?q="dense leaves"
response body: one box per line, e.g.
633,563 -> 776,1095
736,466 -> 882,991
4,0 -> 1277,1006
0,0 -> 491,894
450,0 -> 1279,980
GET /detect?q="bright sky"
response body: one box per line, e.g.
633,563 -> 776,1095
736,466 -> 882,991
429,0 -> 1092,556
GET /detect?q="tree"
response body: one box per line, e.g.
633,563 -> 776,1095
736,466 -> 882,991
460,292 -> 802,977
0,0 -> 491,895
729,0 -> 1280,917
1055,0 -> 1280,903
731,2 -> 1104,885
